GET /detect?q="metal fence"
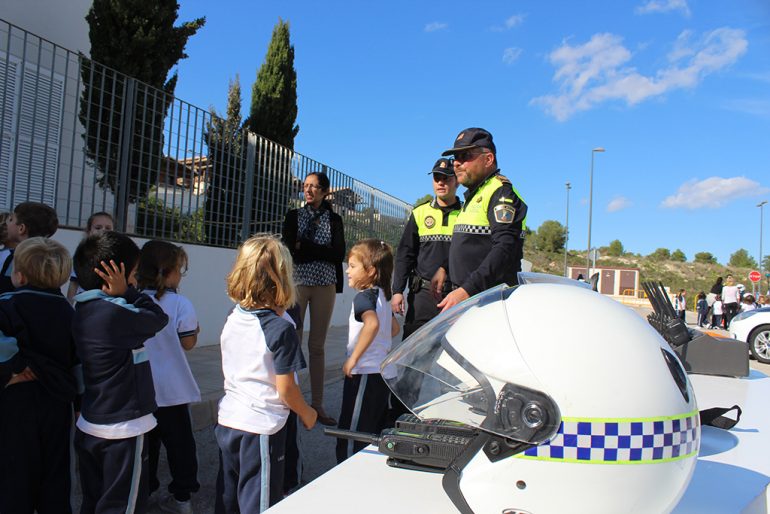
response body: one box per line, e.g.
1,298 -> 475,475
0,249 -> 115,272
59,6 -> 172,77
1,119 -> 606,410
0,19 -> 411,249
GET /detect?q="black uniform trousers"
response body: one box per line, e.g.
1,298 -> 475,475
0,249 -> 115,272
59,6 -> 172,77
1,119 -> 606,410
403,286 -> 442,339
336,373 -> 390,463
75,429 -> 149,514
148,404 -> 199,502
215,424 -> 287,514
0,381 -> 73,514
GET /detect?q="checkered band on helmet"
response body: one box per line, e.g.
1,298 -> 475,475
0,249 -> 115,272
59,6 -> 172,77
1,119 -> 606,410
517,411 -> 700,464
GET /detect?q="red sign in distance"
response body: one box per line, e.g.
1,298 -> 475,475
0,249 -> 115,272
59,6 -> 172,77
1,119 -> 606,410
749,270 -> 761,283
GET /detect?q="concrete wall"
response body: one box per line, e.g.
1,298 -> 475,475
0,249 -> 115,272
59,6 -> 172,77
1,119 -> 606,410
52,228 -> 357,347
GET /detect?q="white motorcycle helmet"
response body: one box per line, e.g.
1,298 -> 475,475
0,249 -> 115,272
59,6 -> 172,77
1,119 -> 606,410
383,282 -> 699,514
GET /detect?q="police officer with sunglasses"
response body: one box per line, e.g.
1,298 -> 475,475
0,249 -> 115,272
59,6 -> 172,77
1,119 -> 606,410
434,127 -> 528,312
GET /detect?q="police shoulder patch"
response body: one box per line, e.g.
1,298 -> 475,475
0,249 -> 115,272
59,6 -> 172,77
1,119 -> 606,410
493,204 -> 516,224
494,174 -> 511,185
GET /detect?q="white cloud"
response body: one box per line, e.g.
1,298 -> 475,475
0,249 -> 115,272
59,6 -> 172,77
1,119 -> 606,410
722,98 -> 770,119
661,177 -> 769,209
531,28 -> 748,121
636,0 -> 691,17
506,14 -> 525,28
607,196 -> 632,212
503,47 -> 523,65
491,13 -> 525,31
424,22 -> 448,33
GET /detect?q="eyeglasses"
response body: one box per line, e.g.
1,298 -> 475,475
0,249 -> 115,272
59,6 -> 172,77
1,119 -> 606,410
432,172 -> 455,182
303,184 -> 324,191
453,149 -> 487,163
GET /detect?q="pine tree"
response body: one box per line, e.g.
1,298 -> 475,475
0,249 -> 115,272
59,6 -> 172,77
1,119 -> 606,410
244,19 -> 300,234
79,0 -> 205,214
205,76 -> 245,246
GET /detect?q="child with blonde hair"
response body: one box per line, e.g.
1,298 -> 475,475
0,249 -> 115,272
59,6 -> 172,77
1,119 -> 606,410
336,239 -> 400,463
0,237 -> 78,513
216,234 -> 316,513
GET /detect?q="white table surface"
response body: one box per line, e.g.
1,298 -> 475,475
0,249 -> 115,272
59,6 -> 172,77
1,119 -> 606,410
267,371 -> 770,514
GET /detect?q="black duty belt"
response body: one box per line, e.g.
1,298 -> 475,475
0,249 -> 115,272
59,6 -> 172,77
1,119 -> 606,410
415,277 -> 457,294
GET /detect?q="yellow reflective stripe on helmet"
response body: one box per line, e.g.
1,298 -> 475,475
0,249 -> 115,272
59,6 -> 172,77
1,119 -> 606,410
515,410 -> 700,465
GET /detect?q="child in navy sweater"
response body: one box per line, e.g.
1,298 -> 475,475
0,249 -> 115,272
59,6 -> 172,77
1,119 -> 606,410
72,231 -> 168,514
0,237 -> 77,513
0,202 -> 58,293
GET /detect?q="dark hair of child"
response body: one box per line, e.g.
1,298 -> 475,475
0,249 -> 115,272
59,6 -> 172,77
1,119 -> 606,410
86,211 -> 114,232
14,202 -> 58,237
136,240 -> 188,299
73,231 -> 140,291
697,292 -> 705,300
348,239 -> 394,300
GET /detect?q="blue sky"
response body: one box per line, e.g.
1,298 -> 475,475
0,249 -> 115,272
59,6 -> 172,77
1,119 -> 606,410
173,0 -> 770,267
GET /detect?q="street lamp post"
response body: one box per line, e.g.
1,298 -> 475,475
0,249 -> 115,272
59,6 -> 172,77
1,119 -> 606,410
586,147 -> 605,279
564,182 -> 571,277
760,200 -> 768,295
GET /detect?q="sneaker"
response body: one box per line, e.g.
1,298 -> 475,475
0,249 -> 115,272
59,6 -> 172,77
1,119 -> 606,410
158,495 -> 193,514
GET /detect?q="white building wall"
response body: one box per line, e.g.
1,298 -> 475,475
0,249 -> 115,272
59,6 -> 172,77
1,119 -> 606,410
2,0 -> 92,55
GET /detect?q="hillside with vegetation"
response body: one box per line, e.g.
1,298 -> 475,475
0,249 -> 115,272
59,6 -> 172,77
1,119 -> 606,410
523,220 -> 768,301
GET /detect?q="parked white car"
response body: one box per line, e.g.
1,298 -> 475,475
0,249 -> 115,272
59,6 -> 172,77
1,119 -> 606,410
730,307 -> 770,363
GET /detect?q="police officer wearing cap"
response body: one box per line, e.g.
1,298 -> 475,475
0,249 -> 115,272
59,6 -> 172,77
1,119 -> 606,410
392,158 -> 461,338
435,127 -> 527,312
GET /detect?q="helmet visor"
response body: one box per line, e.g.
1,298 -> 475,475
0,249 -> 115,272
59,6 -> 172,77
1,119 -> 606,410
382,285 -> 560,444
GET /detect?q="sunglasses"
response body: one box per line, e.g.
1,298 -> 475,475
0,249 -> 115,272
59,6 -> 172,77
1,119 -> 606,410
453,149 -> 486,163
432,172 -> 455,182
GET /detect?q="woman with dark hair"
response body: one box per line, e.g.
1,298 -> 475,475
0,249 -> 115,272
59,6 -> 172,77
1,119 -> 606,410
282,172 -> 345,426
709,276 -> 723,295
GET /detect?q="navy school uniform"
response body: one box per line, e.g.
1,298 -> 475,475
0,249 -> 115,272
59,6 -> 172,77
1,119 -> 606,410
0,286 -> 78,514
72,287 -> 168,514
215,307 -> 306,513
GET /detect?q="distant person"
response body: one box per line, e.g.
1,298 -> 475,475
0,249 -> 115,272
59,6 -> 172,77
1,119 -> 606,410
675,289 -> 687,321
137,241 -> 201,513
709,276 -> 724,296
696,292 -> 708,328
67,211 -> 114,304
336,240 -> 400,464
711,295 -> 724,329
281,171 -> 345,427
0,238 -> 77,514
721,277 -> 741,327
740,294 -> 757,312
758,294 -> 767,306
216,235 -> 316,514
0,202 -> 58,293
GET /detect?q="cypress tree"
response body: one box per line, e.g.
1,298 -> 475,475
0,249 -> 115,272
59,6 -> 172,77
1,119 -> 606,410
205,76 -> 244,246
245,19 -> 300,234
246,19 -> 299,148
79,0 -> 205,212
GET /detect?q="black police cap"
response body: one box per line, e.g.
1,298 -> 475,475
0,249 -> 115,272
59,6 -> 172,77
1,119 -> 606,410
441,127 -> 496,156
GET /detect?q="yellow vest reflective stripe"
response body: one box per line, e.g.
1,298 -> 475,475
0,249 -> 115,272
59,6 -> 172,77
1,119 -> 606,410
413,201 -> 458,242
454,177 -> 504,234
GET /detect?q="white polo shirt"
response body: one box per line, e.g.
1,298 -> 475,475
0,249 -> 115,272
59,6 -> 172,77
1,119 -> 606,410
217,307 -> 306,435
348,287 -> 395,379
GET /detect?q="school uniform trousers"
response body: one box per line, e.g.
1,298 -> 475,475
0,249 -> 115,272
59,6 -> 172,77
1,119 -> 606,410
0,381 -> 73,514
75,430 -> 149,514
336,373 -> 391,463
215,424 -> 287,514
148,404 -> 199,501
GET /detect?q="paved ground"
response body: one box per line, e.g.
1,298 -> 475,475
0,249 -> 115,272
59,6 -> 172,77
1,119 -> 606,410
74,306 -> 770,513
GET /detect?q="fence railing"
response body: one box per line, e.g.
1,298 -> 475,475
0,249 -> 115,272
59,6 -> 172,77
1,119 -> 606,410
0,19 -> 412,249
